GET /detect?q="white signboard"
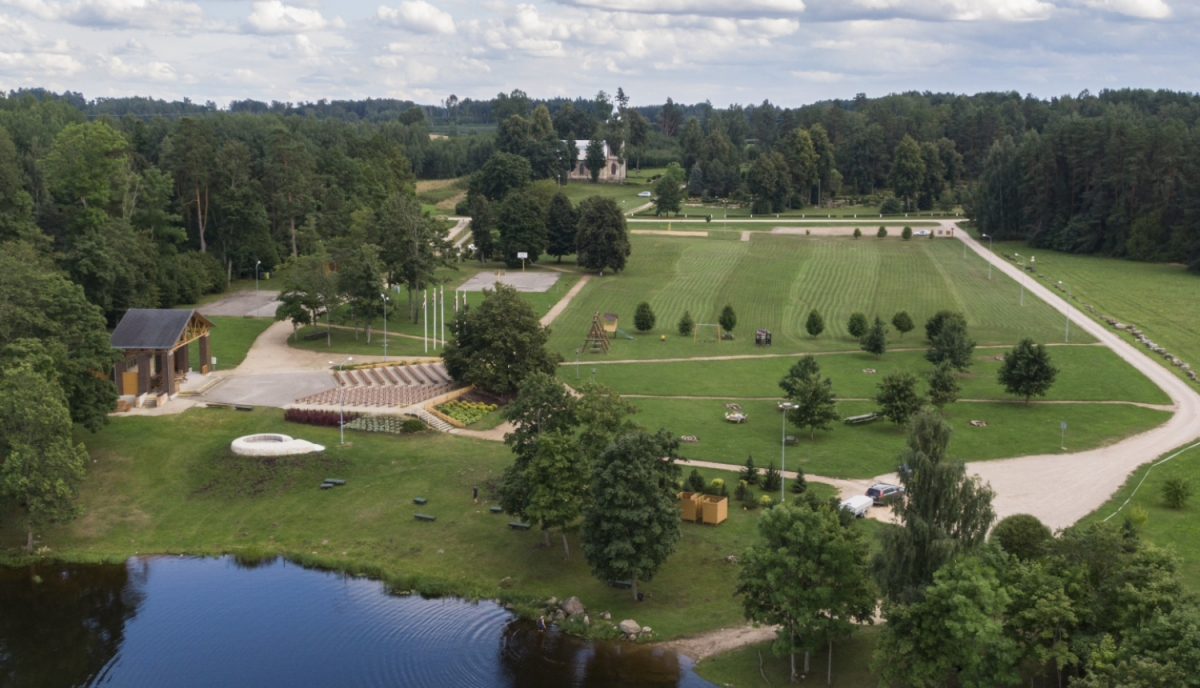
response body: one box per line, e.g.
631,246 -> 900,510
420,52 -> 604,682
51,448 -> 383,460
517,252 -> 528,259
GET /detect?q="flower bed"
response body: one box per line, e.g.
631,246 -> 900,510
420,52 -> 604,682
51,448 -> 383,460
343,416 -> 426,435
285,409 -> 361,427
436,400 -> 498,425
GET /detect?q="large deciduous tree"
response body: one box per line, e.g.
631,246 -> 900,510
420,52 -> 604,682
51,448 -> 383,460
654,163 -> 685,216
471,151 -> 532,202
860,316 -> 888,357
495,189 -> 547,268
443,284 -> 562,393
925,315 -> 976,371
997,338 -> 1058,405
0,364 -> 89,550
888,135 -> 926,212
876,372 -> 923,427
544,192 -> 577,263
873,407 -> 995,603
779,356 -> 839,440
264,127 -> 314,258
582,429 -> 682,601
372,192 -> 452,323
575,196 -> 630,274
737,501 -> 876,684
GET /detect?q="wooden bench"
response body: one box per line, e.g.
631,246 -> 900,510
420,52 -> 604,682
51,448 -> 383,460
844,413 -> 880,425
414,513 -> 436,522
489,506 -> 503,514
324,479 -> 345,486
302,330 -> 328,341
413,497 -> 427,505
235,404 -> 254,412
608,580 -> 633,589
507,522 -> 531,531
319,483 -> 333,490
785,435 -> 799,446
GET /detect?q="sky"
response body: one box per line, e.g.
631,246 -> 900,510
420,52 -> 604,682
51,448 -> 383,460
0,0 -> 1195,108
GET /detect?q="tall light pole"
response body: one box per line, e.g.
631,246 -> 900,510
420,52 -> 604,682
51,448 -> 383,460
1058,281 -> 1071,342
380,293 -> 389,362
1013,252 -> 1026,306
329,357 -> 353,445
255,260 -> 262,298
780,402 -> 795,503
980,233 -> 993,280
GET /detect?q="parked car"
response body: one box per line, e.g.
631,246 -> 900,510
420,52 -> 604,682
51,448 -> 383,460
866,483 -> 905,506
638,191 -> 652,197
839,495 -> 874,518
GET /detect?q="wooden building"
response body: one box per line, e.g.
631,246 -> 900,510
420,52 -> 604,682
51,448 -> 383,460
110,309 -> 214,402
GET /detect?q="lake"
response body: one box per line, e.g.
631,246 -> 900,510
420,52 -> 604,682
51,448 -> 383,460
0,555 -> 716,688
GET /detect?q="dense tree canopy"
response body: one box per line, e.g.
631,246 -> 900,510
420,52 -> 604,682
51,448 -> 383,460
443,284 -> 562,393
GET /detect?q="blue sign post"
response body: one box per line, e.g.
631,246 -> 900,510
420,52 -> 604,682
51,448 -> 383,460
1061,421 -> 1067,450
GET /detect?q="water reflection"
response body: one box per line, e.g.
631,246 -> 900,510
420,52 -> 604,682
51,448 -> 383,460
0,556 -> 713,688
0,561 -> 145,688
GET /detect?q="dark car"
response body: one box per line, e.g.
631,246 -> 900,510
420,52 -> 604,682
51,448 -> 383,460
866,483 -> 905,506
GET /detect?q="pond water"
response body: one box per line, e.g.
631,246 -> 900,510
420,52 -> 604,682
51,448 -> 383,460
0,556 -> 716,688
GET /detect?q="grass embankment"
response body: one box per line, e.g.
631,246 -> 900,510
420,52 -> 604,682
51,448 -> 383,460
1083,440 -> 1200,591
986,239 -> 1200,389
1,407 -> 851,641
634,202 -> 960,220
186,316 -> 275,370
547,234 -> 1094,362
559,179 -> 656,208
628,220 -> 941,231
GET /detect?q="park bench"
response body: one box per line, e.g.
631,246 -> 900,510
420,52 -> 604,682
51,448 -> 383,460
785,435 -> 798,446
235,404 -> 254,412
324,479 -> 345,486
507,522 -> 531,531
844,413 -> 880,425
489,506 -> 502,514
302,331 -> 328,341
414,513 -> 436,522
319,483 -> 333,490
413,497 -> 427,505
608,580 -> 633,589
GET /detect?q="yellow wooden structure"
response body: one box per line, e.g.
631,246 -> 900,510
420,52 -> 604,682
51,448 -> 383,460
602,312 -> 618,334
584,312 -> 611,354
677,492 -> 727,525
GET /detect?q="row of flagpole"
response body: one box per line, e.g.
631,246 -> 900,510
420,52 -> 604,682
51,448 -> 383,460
423,287 -> 467,353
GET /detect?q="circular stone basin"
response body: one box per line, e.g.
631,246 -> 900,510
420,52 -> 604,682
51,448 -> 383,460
231,433 -> 325,457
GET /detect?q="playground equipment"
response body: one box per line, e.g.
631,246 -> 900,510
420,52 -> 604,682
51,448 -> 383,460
755,329 -> 772,346
694,323 -> 722,343
602,312 -> 634,340
584,312 -> 611,353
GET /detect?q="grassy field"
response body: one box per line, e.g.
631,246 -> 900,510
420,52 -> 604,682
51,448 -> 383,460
186,316 -> 274,370
628,220 -> 941,231
695,626 -> 883,688
984,239 -> 1200,389
559,179 -> 656,209
637,204 -> 959,220
2,407 -> 857,642
1082,440 -> 1200,591
546,233 -> 1094,362
563,345 -> 1170,405
628,398 -> 1170,478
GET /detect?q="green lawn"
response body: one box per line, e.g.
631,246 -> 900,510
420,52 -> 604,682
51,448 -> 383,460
627,398 -> 1170,479
287,324 -> 441,358
637,203 -> 958,220
986,239 -> 1200,389
695,626 -> 883,688
628,220 -> 941,231
559,179 -> 656,209
186,316 -> 275,371
563,345 -> 1169,406
3,408 -> 858,641
1082,440 -> 1200,591
547,234 -> 1095,362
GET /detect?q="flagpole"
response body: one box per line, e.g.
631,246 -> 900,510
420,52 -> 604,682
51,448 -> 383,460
441,287 -> 445,349
423,290 -> 428,353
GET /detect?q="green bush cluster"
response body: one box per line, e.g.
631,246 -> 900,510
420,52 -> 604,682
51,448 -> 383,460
343,416 -> 427,434
437,400 -> 498,425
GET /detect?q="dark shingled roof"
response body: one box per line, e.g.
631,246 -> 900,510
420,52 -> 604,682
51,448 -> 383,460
110,309 -> 205,350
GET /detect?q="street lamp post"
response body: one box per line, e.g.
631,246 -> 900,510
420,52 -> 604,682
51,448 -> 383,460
780,402 -> 795,502
1058,281 -> 1071,342
380,293 -> 389,361
980,233 -> 993,280
255,260 -> 262,298
329,357 -> 353,444
575,348 -> 581,378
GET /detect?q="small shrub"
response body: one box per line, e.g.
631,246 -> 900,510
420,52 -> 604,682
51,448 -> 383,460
719,304 -> 737,334
739,455 -> 759,485
734,480 -> 749,501
437,399 -> 498,425
342,415 -> 426,435
634,301 -> 656,332
761,464 -> 782,492
877,226 -> 888,238
759,494 -> 774,508
790,467 -> 807,494
990,514 -> 1052,560
678,310 -> 695,336
686,468 -> 706,493
741,495 -> 760,510
847,312 -> 869,338
707,478 -> 728,497
1163,477 -> 1193,509
901,226 -> 913,240
880,197 -> 902,214
853,227 -> 862,239
401,418 -> 427,433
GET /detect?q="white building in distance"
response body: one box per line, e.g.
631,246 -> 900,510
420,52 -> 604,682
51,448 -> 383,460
567,140 -> 626,182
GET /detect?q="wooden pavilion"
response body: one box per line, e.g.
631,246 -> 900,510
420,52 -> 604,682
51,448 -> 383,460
110,309 -> 214,400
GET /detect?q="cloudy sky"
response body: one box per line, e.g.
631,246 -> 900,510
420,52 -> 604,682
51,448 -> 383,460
0,0 -> 1193,107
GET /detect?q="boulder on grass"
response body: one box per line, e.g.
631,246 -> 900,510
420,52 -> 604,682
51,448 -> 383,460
619,619 -> 641,635
562,596 -> 585,616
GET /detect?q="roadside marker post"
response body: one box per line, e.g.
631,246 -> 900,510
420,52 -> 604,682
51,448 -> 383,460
1061,421 -> 1067,450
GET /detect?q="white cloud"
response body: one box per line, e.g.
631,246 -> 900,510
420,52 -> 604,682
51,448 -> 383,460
792,69 -> 844,81
267,33 -> 325,64
377,0 -> 455,34
1067,0 -> 1170,18
101,54 -> 176,80
245,0 -> 337,34
111,37 -> 146,53
0,0 -> 208,30
0,50 -> 82,74
551,0 -> 806,17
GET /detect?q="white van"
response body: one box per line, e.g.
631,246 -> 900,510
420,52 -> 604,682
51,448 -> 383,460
839,495 -> 874,518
